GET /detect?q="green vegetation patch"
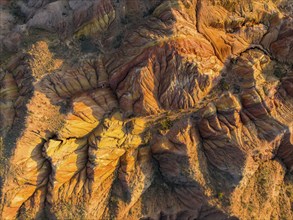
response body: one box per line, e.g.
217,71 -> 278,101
273,66 -> 287,78
220,78 -> 230,91
159,118 -> 174,131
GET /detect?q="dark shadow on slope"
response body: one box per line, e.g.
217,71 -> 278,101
15,137 -> 57,220
1,54 -> 34,158
39,133 -> 89,219
136,118 -> 239,219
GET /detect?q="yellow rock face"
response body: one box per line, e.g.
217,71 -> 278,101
75,10 -> 116,38
58,89 -> 118,138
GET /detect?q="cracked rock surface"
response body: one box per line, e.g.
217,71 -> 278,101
0,0 -> 293,219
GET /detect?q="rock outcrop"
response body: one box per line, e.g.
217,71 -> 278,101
0,0 -> 293,219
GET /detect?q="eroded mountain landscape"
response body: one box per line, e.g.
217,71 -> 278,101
0,0 -> 293,219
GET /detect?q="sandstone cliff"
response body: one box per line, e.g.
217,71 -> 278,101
0,0 -> 293,219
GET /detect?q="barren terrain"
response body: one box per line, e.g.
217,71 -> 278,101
1,0 -> 293,219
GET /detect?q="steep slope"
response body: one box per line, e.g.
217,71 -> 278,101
0,0 -> 293,219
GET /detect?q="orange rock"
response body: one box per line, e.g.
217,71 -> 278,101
1,0 -> 293,219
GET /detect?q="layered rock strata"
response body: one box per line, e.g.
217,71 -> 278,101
0,0 -> 293,219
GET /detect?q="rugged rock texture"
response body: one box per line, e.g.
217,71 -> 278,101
0,0 -> 293,219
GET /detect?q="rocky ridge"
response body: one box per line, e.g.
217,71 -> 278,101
0,0 -> 293,219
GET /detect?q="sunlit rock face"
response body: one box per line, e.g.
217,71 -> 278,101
0,0 -> 293,219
